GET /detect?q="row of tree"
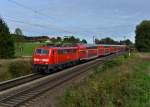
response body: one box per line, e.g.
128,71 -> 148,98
95,37 -> 133,46
49,36 -> 87,44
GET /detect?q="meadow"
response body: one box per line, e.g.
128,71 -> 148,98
15,42 -> 46,57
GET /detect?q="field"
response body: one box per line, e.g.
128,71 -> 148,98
59,53 -> 150,107
15,42 -> 46,57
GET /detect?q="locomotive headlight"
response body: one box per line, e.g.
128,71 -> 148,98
34,58 -> 39,61
42,59 -> 49,62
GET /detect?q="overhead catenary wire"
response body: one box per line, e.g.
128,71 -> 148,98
2,15 -> 75,34
3,16 -> 51,29
7,0 -> 55,20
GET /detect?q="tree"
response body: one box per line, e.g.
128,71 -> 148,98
135,20 -> 150,52
120,39 -> 133,46
56,37 -> 62,42
13,28 -> 24,56
0,17 -> 15,58
14,28 -> 23,36
14,28 -> 24,42
81,39 -> 87,44
95,37 -> 119,44
51,37 -> 57,43
63,36 -> 80,44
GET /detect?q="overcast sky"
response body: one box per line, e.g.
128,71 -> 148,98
0,0 -> 150,43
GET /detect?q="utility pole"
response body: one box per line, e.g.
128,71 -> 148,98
123,36 -> 126,45
93,36 -> 95,44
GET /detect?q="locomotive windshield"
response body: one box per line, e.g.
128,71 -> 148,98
36,49 -> 49,54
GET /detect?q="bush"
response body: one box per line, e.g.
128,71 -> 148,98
0,71 -> 12,82
8,60 -> 32,78
95,56 -> 125,74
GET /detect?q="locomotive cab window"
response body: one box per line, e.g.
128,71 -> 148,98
36,49 -> 49,54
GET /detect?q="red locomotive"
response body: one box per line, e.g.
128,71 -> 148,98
32,44 -> 126,73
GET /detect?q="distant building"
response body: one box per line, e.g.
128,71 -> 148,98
24,36 -> 50,42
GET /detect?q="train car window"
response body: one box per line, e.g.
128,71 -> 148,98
58,50 -> 60,54
58,49 -> 77,54
52,50 -> 55,55
79,50 -> 86,53
63,49 -> 68,54
67,49 -> 71,53
68,49 -> 77,53
87,46 -> 98,49
36,49 -> 49,54
58,49 -> 63,54
73,49 -> 77,53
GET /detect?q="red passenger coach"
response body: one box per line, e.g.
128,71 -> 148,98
78,44 -> 87,60
78,44 -> 99,60
98,45 -> 105,56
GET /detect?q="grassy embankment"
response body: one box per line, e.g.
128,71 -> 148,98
59,53 -> 150,107
0,59 -> 32,82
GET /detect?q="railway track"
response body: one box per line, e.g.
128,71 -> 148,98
0,52 -> 124,107
0,74 -> 44,92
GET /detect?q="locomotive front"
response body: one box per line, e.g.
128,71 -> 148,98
32,47 -> 52,73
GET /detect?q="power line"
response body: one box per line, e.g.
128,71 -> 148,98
7,0 -> 55,20
8,0 -> 36,13
0,13 -> 49,29
4,16 -> 50,29
2,15 -> 75,34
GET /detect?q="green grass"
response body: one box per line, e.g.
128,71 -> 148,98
15,42 -> 46,56
58,53 -> 150,107
0,59 -> 32,82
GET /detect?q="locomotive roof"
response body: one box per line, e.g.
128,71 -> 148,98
37,46 -> 78,50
